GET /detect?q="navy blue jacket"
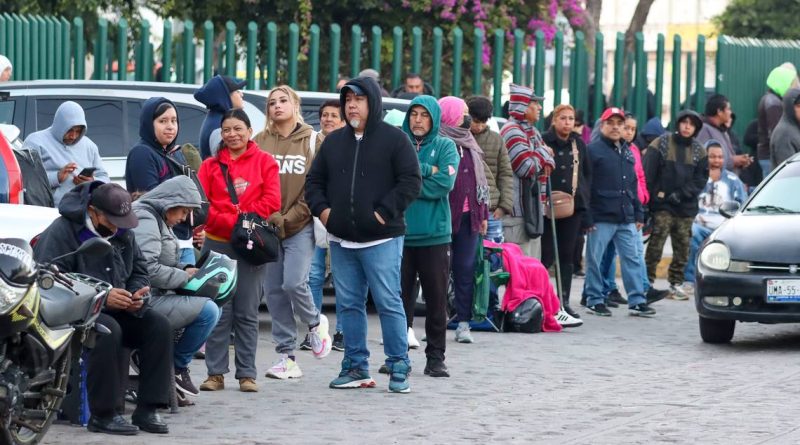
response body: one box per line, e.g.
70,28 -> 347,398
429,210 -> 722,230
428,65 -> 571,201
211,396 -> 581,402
194,76 -> 234,159
586,136 -> 643,226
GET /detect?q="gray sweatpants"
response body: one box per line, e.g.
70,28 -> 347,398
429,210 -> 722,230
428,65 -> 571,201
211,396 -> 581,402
202,238 -> 265,380
264,223 -> 319,355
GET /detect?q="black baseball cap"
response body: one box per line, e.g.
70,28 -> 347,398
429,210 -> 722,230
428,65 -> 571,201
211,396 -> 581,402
221,75 -> 247,93
342,83 -> 366,96
90,183 -> 138,229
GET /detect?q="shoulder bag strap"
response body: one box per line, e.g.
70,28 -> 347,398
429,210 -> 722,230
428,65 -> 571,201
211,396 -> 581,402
217,162 -> 240,208
570,139 -> 579,196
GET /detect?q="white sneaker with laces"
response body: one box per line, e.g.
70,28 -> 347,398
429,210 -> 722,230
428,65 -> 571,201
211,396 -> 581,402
308,314 -> 332,359
265,355 -> 303,379
555,309 -> 583,328
669,284 -> 689,301
407,327 -> 420,349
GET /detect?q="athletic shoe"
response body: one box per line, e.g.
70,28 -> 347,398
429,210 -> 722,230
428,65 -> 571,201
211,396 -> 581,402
586,303 -> 612,316
564,304 -> 581,319
607,289 -> 628,305
388,361 -> 411,393
199,375 -> 224,391
265,355 -> 303,379
332,332 -> 345,352
680,281 -> 695,295
379,363 -> 412,374
239,377 -> 258,392
193,343 -> 205,359
646,287 -> 670,305
176,388 -> 194,407
407,327 -> 420,349
605,299 -> 620,308
455,322 -> 474,344
329,369 -> 376,389
555,309 -> 584,328
424,359 -> 450,378
629,303 -> 656,317
573,269 -> 586,277
308,314 -> 332,359
175,367 -> 199,396
669,284 -> 689,301
299,333 -> 312,351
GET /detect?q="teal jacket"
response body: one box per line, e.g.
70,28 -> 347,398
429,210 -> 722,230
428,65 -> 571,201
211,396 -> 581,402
402,95 -> 460,247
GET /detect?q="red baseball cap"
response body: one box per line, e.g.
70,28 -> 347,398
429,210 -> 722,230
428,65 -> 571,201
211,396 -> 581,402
600,107 -> 625,121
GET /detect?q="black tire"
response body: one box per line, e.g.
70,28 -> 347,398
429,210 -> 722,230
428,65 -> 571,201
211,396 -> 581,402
699,316 -> 735,343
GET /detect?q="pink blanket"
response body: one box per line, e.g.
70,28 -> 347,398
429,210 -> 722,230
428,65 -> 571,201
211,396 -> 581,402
485,240 -> 562,332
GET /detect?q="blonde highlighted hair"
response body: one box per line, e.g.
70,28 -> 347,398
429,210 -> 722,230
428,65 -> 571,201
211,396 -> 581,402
264,85 -> 305,132
550,104 -> 576,127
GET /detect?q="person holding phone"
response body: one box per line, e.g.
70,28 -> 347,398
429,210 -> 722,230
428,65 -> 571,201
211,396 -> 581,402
24,101 -> 110,206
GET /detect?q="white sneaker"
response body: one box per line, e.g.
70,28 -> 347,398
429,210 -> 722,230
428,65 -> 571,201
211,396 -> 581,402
308,314 -> 332,359
669,284 -> 689,301
265,355 -> 303,379
455,322 -> 474,344
555,309 -> 583,328
407,327 -> 420,349
680,282 -> 695,295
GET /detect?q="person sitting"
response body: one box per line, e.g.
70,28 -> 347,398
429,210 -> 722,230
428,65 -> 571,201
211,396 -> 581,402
32,182 -> 172,436
130,176 -> 221,400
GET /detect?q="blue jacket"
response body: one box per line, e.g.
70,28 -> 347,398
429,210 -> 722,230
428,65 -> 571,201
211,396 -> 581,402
194,75 -> 234,159
586,136 -> 643,226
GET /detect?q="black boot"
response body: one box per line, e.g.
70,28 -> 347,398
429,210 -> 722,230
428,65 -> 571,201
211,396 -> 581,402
560,264 -> 581,319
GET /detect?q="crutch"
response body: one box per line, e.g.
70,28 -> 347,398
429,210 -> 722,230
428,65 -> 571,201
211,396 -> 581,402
546,176 -> 566,311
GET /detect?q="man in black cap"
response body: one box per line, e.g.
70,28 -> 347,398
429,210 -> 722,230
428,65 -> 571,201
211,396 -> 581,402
33,181 -> 173,436
194,74 -> 247,158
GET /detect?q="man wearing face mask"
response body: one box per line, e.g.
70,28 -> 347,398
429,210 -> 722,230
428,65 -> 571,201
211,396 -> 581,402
33,182 -> 173,436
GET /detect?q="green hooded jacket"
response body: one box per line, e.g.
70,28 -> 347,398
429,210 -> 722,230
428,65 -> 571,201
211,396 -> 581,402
402,95 -> 460,247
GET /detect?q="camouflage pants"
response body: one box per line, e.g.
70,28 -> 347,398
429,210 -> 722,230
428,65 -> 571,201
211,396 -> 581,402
644,211 -> 694,285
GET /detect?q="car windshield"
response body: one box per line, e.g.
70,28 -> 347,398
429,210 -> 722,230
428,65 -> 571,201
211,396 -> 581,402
746,161 -> 800,214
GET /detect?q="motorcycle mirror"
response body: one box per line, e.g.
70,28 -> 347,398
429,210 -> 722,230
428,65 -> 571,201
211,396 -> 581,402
75,238 -> 113,256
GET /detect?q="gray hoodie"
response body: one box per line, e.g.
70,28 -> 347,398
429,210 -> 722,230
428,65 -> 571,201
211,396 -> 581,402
23,101 -> 110,206
770,88 -> 800,168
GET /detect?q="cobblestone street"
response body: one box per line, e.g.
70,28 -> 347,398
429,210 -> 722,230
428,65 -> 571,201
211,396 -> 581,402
42,278 -> 800,444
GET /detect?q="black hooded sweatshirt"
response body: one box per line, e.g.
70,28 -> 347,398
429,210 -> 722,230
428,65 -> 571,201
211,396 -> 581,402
305,76 -> 422,243
32,181 -> 150,300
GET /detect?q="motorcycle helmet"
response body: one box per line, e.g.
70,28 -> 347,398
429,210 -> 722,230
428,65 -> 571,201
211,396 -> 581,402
178,250 -> 237,307
0,239 -> 38,330
503,297 -> 543,334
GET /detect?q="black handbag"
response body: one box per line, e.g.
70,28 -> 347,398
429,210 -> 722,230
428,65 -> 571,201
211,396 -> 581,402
521,176 -> 544,239
219,162 -> 280,265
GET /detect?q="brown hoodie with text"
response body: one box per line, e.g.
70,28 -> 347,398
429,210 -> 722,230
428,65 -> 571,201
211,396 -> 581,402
254,122 -> 322,239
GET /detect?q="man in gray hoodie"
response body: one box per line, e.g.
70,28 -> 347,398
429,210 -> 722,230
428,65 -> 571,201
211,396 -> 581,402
769,88 -> 800,168
24,101 -> 110,206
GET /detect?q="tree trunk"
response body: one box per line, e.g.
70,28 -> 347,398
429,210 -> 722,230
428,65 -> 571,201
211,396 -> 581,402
623,0 -> 656,92
584,0 -> 603,79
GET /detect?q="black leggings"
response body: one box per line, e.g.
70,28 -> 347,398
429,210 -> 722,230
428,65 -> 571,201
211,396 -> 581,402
540,212 -> 582,305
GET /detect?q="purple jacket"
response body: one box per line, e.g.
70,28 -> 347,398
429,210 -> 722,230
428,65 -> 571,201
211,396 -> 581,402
449,148 -> 488,234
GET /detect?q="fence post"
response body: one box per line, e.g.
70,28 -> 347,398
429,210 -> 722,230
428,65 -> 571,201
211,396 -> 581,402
45,16 -> 55,80
53,16 -> 64,80
431,27 -> 443,96
73,17 -> 84,79
554,31 -> 563,106
654,33 -> 664,120
451,27 -> 463,96
246,21 -> 257,89
117,18 -> 128,81
266,21 -> 278,88
370,26 -> 381,71
492,29 -> 504,111
202,21 -> 213,83
308,24 -> 320,91
61,17 -> 70,79
391,26 -> 403,90
287,23 -> 299,88
685,52 -> 693,111
183,20 -> 194,84
670,34 -> 682,126
36,16 -> 47,79
12,15 -> 21,77
350,24 -> 361,79
512,29 -> 524,85
162,20 -> 172,82
472,27 -> 483,95
94,18 -> 108,80
593,32 -> 604,122
695,34 -> 706,112
534,30 -> 545,130
0,15 -> 5,56
29,16 -> 39,80
141,21 -> 152,81
613,32 -> 624,107
575,31 -> 587,113
328,24 -> 341,92
225,21 -> 235,77
20,15 -> 29,80
411,26 -> 422,75
634,32 -> 646,124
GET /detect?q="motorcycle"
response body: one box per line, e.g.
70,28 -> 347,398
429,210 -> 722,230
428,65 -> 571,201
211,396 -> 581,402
0,237 -> 112,445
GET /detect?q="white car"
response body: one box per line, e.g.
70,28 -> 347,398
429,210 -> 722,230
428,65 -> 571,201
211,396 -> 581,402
0,203 -> 59,242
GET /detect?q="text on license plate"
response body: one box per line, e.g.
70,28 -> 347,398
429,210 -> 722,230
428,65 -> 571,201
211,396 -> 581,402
766,279 -> 800,303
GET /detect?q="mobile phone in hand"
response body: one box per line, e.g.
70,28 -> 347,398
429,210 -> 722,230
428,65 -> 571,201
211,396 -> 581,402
78,167 -> 97,177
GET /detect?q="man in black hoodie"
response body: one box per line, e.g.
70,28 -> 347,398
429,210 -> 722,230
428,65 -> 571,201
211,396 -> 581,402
306,77 -> 421,393
32,182 -> 173,436
643,110 -> 709,300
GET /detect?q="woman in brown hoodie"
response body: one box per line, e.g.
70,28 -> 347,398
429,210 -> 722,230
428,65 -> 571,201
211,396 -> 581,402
253,85 -> 331,380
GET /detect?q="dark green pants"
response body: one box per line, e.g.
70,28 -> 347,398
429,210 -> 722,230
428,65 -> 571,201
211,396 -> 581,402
645,211 -> 694,285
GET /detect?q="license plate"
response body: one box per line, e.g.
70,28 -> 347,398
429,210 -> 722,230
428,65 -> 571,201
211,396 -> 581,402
766,279 -> 800,303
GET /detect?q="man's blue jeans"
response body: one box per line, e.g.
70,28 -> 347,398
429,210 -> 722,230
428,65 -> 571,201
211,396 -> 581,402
584,222 -> 646,308
685,223 -> 713,283
309,246 -> 342,333
329,238 -> 409,372
174,299 -> 220,369
600,228 -> 650,295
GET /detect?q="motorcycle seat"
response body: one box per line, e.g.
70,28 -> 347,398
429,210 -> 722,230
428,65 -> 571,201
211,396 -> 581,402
39,284 -> 95,327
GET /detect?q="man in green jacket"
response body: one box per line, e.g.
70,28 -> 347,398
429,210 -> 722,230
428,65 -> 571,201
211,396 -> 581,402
467,96 -> 514,242
400,95 -> 460,378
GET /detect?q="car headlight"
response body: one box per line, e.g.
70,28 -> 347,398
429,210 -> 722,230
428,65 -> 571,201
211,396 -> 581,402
700,242 -> 731,271
0,279 -> 28,314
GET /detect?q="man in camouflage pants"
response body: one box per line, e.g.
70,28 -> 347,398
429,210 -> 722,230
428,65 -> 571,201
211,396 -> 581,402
642,110 -> 709,300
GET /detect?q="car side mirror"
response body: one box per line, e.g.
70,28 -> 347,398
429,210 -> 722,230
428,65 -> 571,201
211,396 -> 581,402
719,201 -> 741,219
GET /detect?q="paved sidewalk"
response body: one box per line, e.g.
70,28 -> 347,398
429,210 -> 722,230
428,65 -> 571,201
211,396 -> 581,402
42,278 -> 800,444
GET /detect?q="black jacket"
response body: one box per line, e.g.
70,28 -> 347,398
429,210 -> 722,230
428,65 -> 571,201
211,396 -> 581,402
586,136 -> 643,225
32,181 -> 150,299
542,130 -> 592,215
305,76 -> 422,242
643,130 -> 708,218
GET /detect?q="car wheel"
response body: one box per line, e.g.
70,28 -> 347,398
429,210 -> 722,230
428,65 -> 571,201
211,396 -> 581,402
699,316 -> 735,343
